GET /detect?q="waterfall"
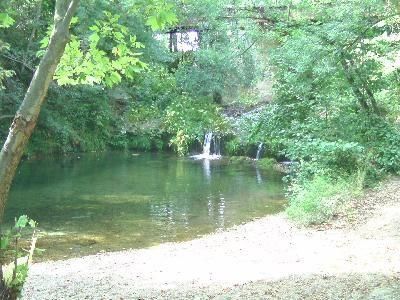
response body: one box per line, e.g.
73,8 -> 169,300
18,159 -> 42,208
256,143 -> 263,160
203,132 -> 213,156
191,132 -> 221,160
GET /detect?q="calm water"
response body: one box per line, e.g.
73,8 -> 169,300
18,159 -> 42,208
5,153 -> 285,260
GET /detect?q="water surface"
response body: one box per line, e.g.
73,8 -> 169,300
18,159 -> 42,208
6,153 -> 285,260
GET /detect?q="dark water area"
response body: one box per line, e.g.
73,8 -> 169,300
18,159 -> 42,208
5,153 -> 285,261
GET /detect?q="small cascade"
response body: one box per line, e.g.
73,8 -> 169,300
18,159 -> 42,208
191,132 -> 221,160
256,142 -> 264,160
203,132 -> 213,156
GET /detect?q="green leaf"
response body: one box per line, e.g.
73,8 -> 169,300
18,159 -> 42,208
28,219 -> 36,228
15,215 -> 29,228
109,71 -> 122,84
114,32 -> 124,41
164,11 -> 178,25
145,16 -> 160,31
89,25 -> 99,32
88,33 -> 100,46
0,13 -> 14,28
70,16 -> 79,25
39,36 -> 50,49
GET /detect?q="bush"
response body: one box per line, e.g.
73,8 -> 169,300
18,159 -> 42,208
27,86 -> 115,155
1,216 -> 37,300
257,157 -> 277,169
286,172 -> 364,225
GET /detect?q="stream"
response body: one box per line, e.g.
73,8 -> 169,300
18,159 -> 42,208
5,152 -> 285,260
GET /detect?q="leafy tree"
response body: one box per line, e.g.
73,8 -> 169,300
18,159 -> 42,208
0,0 -> 80,219
0,0 -> 178,219
0,12 -> 15,90
173,0 -> 264,101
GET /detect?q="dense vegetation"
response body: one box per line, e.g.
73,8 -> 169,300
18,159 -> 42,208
0,0 -> 259,157
259,0 -> 400,224
1,0 -> 399,212
0,0 -> 400,295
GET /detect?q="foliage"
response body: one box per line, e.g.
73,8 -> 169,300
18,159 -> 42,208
164,96 -> 229,155
127,101 -> 164,151
1,0 -> 399,228
27,86 -> 115,155
0,13 -> 14,29
38,11 -> 148,87
243,0 -> 400,222
172,0 -> 263,100
286,173 -> 364,225
174,48 -> 258,100
0,12 -> 15,89
129,67 -> 178,109
224,137 -> 247,156
1,215 -> 37,299
138,0 -> 178,31
253,1 -> 400,167
257,157 -> 277,170
0,0 -> 265,156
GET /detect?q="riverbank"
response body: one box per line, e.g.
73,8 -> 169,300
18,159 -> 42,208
22,178 -> 400,299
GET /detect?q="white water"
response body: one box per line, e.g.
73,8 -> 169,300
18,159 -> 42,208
256,143 -> 263,160
203,132 -> 213,156
191,132 -> 221,160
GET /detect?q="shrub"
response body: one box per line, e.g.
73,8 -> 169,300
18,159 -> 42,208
257,157 -> 277,169
286,172 -> 364,225
1,216 -> 37,300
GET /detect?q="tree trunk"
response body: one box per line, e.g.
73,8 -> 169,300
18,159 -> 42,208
0,0 -> 79,220
339,52 -> 370,111
353,66 -> 380,114
287,1 -> 292,22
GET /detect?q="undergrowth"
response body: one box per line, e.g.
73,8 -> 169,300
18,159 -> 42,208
286,172 -> 365,225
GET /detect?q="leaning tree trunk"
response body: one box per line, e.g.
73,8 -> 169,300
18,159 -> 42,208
0,0 -> 79,220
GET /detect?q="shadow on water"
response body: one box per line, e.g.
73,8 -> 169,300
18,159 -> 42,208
5,152 -> 285,261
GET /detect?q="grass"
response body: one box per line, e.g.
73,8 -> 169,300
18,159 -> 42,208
286,172 -> 365,225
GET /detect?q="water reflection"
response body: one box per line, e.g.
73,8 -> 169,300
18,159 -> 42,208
256,167 -> 263,184
6,153 -> 285,260
202,159 -> 211,181
218,194 -> 226,228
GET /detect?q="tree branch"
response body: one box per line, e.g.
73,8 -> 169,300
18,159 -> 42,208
339,52 -> 370,111
0,54 -> 35,72
235,40 -> 257,58
0,115 -> 14,121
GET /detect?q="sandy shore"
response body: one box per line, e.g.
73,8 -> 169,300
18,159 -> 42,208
22,178 -> 400,299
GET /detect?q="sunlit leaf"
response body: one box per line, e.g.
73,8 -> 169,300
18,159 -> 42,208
0,13 -> 14,28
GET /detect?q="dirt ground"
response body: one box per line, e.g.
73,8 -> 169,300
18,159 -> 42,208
22,178 -> 400,299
